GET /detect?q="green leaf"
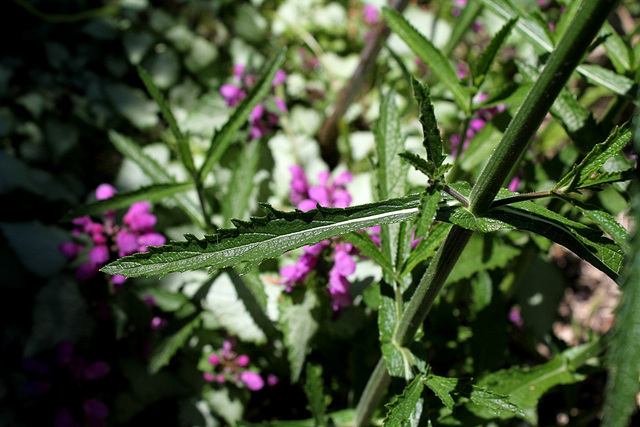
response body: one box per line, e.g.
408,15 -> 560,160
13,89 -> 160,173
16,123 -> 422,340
101,195 -> 423,278
424,373 -> 524,417
485,198 -> 624,280
414,187 -> 440,239
472,17 -> 518,87
480,0 -> 552,52
344,231 -> 397,282
398,151 -> 432,177
374,89 -> 408,280
400,222 -> 452,278
137,65 -> 196,174
383,375 -> 425,426
579,64 -> 639,101
446,234 -> 521,284
149,314 -> 201,374
222,141 -> 262,226
382,8 -> 470,115
199,50 -> 285,181
108,130 -> 204,228
64,182 -> 194,220
600,22 -> 632,73
304,363 -> 327,427
474,340 -> 601,424
279,288 -> 320,383
554,122 -> 633,193
412,78 -> 447,175
602,189 -> 640,427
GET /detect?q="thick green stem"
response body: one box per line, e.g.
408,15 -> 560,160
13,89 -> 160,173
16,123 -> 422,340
468,0 -> 618,216
393,225 -> 473,345
354,358 -> 392,427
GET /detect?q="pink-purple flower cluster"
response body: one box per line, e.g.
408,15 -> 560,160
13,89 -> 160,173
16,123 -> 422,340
23,340 -> 110,427
59,184 -> 165,286
202,337 -> 277,391
280,166 -> 360,311
451,0 -> 483,32
220,64 -> 287,140
450,93 -> 505,157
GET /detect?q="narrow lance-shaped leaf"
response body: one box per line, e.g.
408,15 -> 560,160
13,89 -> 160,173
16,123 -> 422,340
412,78 -> 447,178
64,182 -> 195,220
108,130 -> 204,228
383,7 -> 470,115
102,195 -> 423,278
304,363 -> 327,427
554,122 -> 633,193
137,65 -> 196,174
414,187 -> 440,239
199,50 -> 285,182
472,17 -> 518,87
383,375 -> 425,426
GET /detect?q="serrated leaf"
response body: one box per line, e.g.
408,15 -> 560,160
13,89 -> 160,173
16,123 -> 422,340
149,314 -> 201,374
101,195 -> 423,278
199,50 -> 285,181
485,198 -> 624,280
304,363 -> 327,427
279,289 -> 320,383
398,151 -> 432,177
474,340 -> 601,423
383,8 -> 470,115
412,78 -> 447,174
64,182 -> 194,220
602,194 -> 640,426
108,130 -> 204,228
556,195 -> 631,253
601,22 -> 632,73
425,373 -> 524,418
383,375 -> 425,426
472,17 -> 518,87
137,65 -> 196,174
554,122 -> 633,192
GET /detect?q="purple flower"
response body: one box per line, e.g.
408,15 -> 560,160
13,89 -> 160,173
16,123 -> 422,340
95,184 -> 116,200
363,4 -> 379,25
203,372 -> 215,382
220,64 -> 287,140
237,354 -> 250,367
150,316 -> 168,331
240,371 -> 264,391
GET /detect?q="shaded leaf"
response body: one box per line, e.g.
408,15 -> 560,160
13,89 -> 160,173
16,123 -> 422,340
64,182 -> 195,220
279,289 -> 320,383
149,314 -> 201,374
304,363 -> 327,427
472,17 -> 518,87
344,231 -> 397,282
400,222 -> 452,278
602,188 -> 640,427
108,130 -> 204,228
412,78 -> 447,175
222,141 -> 262,226
414,187 -> 440,239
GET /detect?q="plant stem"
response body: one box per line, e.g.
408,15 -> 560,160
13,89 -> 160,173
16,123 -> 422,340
489,190 -> 552,208
468,0 -> 619,216
353,0 -> 619,424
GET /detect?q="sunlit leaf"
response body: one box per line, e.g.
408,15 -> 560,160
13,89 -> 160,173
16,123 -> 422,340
383,8 -> 471,115
383,375 -> 424,426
